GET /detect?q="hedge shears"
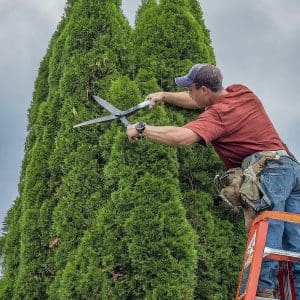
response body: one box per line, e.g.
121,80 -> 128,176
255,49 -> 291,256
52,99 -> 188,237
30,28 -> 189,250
73,94 -> 151,129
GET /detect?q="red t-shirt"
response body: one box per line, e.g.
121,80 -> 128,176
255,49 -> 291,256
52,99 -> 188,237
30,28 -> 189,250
183,84 -> 285,169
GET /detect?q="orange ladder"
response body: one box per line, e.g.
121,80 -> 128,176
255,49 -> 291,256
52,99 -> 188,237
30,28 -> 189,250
235,211 -> 300,300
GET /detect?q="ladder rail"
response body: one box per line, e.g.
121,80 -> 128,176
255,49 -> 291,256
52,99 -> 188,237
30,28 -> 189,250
235,211 -> 300,300
252,211 -> 300,227
244,219 -> 269,300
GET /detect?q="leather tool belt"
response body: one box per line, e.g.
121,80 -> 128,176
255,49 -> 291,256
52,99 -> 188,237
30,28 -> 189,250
214,150 -> 290,213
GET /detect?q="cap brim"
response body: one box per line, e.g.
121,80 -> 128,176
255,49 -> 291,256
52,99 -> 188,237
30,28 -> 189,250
175,75 -> 194,87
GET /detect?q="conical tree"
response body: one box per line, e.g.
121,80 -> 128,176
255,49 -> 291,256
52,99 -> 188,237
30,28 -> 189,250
45,0 -> 134,298
1,0 -> 246,299
187,0 -> 215,64
134,0 -> 245,298
0,11 -> 70,298
56,76 -> 197,299
1,0 -> 133,298
134,0 -> 212,90
0,198 -> 22,299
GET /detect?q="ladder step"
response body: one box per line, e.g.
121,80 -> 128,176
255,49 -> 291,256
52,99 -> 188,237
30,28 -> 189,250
256,297 -> 279,300
264,247 -> 300,259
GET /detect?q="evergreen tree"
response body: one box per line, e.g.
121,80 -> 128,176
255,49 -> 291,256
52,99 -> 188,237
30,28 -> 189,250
57,77 -> 197,299
11,17 -> 71,300
1,1 -> 246,299
46,0 -> 134,297
134,0 -> 211,90
134,0 -> 246,298
0,12 -> 70,298
187,0 -> 216,64
0,198 -> 22,299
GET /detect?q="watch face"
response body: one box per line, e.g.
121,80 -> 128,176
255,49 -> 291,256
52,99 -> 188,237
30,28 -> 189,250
136,122 -> 145,132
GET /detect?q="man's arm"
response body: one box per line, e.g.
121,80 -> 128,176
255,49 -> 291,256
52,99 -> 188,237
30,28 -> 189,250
147,91 -> 200,109
127,124 -> 202,146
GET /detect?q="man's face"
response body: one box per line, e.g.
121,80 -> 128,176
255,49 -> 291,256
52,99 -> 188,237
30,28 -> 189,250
188,84 -> 208,107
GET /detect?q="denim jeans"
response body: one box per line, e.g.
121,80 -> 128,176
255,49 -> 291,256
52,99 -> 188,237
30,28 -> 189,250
258,156 -> 300,298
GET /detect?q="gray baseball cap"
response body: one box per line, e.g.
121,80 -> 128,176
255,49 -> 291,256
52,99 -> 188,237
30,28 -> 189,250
175,63 -> 208,87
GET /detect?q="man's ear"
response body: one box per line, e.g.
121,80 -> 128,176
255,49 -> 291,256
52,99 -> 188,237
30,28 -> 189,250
202,85 -> 209,95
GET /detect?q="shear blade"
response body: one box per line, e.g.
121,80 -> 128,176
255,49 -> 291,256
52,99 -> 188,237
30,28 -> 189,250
92,95 -> 122,115
73,114 -> 118,128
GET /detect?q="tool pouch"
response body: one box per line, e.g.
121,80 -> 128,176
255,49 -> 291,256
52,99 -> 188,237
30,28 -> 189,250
214,167 -> 244,213
240,151 -> 281,212
214,151 -> 281,229
239,168 -> 271,213
214,168 -> 256,230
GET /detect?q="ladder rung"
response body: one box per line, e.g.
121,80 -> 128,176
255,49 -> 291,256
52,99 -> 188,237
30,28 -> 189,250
264,247 -> 300,259
256,297 -> 279,300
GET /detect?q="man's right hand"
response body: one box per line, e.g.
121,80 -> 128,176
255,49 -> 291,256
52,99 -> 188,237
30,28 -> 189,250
146,92 -> 166,109
146,91 -> 199,110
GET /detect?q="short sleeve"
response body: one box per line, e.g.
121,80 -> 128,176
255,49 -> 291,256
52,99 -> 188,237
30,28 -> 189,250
183,108 -> 225,144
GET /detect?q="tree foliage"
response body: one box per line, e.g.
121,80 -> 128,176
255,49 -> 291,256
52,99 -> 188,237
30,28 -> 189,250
0,1 -> 245,299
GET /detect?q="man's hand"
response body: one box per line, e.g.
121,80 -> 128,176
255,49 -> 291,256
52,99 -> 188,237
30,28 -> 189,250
126,124 -> 140,143
146,92 -> 166,109
146,91 -> 200,109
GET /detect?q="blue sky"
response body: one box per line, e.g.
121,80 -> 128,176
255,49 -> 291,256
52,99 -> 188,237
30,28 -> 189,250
1,0 -> 300,229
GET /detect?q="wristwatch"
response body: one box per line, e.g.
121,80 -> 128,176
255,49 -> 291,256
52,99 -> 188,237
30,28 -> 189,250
135,121 -> 146,133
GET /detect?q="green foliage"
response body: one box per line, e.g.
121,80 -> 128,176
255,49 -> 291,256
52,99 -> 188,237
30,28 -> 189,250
133,0 -> 246,298
134,0 -> 211,90
0,198 -> 22,299
187,0 -> 216,64
57,78 -> 197,299
0,0 -> 246,299
0,13 -> 70,299
46,1 -> 134,298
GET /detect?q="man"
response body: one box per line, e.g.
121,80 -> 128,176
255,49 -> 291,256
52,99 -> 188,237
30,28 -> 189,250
127,63 -> 300,298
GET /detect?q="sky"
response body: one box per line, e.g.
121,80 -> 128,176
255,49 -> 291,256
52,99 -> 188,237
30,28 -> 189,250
1,0 -> 300,229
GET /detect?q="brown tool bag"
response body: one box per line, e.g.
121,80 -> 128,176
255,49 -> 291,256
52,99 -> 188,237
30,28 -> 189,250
214,167 -> 244,212
214,151 -> 281,230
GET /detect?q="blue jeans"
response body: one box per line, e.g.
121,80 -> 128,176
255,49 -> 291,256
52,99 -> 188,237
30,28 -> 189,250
258,156 -> 300,298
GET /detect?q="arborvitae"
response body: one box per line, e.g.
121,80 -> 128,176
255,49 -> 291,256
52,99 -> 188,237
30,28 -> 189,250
134,0 -> 245,298
187,0 -> 215,64
46,0 -> 134,298
0,198 -> 22,299
11,20 -> 73,300
134,0 -> 211,90
0,49 -> 51,296
0,47 -> 54,300
0,11 -> 70,298
57,77 -> 197,299
1,0 -> 246,299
